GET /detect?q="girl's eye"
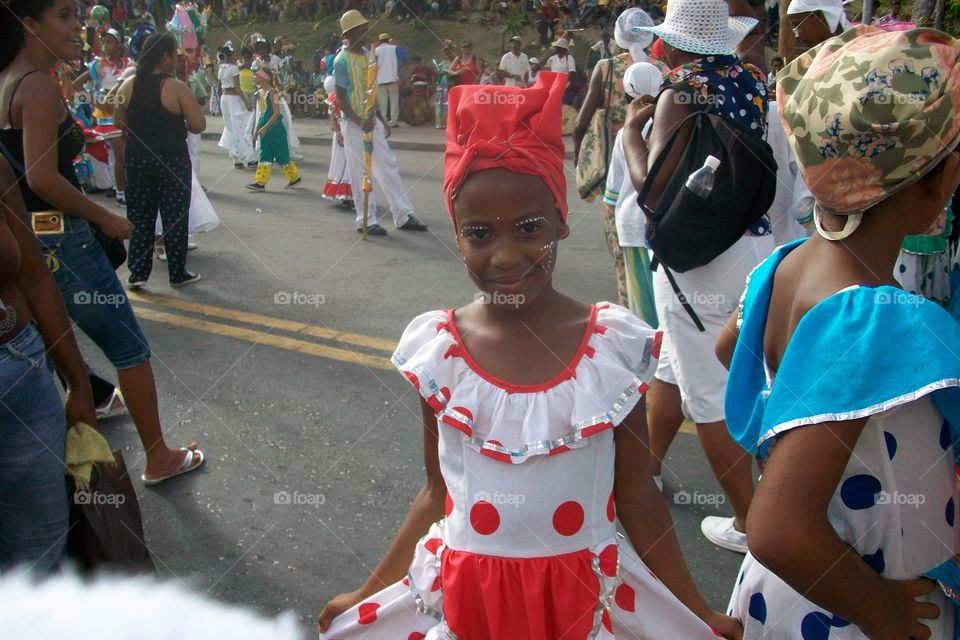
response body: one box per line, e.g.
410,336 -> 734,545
518,220 -> 545,234
462,227 -> 490,241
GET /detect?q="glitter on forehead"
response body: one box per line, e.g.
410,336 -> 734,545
517,216 -> 550,227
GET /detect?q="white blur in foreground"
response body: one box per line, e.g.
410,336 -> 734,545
0,571 -> 301,639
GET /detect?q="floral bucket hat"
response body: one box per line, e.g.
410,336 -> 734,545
778,25 -> 960,217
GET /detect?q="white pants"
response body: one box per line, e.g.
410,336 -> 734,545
377,82 -> 400,126
187,132 -> 202,174
340,118 -> 414,228
653,235 -> 775,423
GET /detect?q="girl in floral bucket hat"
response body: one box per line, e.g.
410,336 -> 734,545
718,26 -> 960,640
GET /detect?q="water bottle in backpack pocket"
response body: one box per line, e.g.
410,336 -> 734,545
685,155 -> 720,199
639,102 -> 777,273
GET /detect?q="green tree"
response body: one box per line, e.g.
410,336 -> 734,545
498,7 -> 525,51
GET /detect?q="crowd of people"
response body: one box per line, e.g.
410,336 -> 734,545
4,0 -> 960,639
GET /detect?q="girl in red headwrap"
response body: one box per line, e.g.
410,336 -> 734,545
317,72 -> 741,640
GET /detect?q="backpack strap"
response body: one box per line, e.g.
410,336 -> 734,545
649,256 -> 707,332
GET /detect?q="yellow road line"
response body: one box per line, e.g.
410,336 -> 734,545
131,293 -> 699,434
134,306 -> 394,371
128,291 -> 398,353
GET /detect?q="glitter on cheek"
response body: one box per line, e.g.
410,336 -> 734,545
538,240 -> 557,273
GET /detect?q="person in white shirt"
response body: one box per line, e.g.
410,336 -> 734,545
546,39 -> 576,73
590,31 -> 621,60
527,57 -> 541,85
602,61 -> 661,327
375,33 -> 401,127
253,38 -> 281,72
497,36 -> 530,87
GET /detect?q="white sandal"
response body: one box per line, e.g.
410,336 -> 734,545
95,388 -> 127,420
142,447 -> 205,486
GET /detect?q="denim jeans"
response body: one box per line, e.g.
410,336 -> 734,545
37,215 -> 151,369
0,324 -> 68,572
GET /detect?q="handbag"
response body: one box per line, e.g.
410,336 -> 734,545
0,133 -> 127,270
575,59 -> 614,202
65,450 -> 156,574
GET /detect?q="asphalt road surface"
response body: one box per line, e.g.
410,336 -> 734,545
77,134 -> 746,637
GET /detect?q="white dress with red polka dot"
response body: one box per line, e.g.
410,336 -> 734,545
321,303 -> 719,640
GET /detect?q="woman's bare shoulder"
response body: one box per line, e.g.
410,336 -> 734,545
1,68 -> 60,100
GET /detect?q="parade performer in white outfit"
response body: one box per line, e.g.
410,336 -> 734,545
333,11 -> 429,236
217,43 -> 255,168
321,76 -> 353,207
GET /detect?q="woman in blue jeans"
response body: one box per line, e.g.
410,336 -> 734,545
0,156 -> 96,572
0,0 -> 204,484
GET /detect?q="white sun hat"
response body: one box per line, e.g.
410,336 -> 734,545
551,38 -> 570,49
615,8 -> 655,52
633,0 -> 758,56
786,0 -> 854,32
623,61 -> 664,99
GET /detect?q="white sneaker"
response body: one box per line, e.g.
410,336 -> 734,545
701,516 -> 747,554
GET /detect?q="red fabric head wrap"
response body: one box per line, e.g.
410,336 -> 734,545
650,38 -> 665,62
444,72 -> 568,223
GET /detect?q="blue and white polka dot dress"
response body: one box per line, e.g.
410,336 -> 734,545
729,396 -> 957,639
724,239 -> 960,639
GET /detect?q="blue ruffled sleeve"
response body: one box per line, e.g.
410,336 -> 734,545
758,288 -> 960,457
726,240 -> 960,460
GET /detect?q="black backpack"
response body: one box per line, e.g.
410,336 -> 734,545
638,85 -> 778,274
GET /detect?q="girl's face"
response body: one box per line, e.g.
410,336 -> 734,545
100,34 -> 120,58
25,0 -> 83,62
454,169 -> 569,310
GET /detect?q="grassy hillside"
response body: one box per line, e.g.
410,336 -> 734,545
204,13 -> 604,70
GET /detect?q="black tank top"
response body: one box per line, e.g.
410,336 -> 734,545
125,73 -> 187,157
0,71 -> 85,213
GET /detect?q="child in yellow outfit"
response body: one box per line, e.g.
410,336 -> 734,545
246,68 -> 301,192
